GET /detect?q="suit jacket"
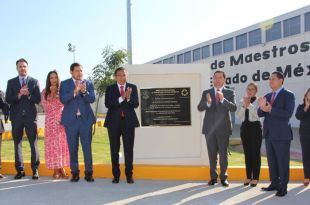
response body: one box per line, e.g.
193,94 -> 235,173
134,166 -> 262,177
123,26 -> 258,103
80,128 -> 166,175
5,76 -> 41,122
0,90 -> 5,110
197,87 -> 237,137
295,104 -> 310,138
60,78 -> 96,126
258,88 -> 295,140
104,83 -> 140,128
0,90 -> 5,133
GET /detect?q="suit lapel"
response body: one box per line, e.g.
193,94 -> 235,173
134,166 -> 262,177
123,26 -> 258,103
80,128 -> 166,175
14,77 -> 21,89
273,88 -> 284,105
70,79 -> 75,91
114,84 -> 121,97
209,88 -> 216,106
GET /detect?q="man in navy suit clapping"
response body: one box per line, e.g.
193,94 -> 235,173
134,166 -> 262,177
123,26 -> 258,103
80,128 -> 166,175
6,58 -> 41,180
258,71 -> 295,197
104,67 -> 140,184
60,63 -> 96,182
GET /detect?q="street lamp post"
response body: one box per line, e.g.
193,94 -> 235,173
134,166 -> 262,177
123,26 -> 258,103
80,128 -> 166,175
127,0 -> 132,64
68,43 -> 76,62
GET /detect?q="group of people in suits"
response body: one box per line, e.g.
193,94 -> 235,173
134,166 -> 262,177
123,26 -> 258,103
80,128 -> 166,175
198,70 -> 310,197
0,59 -> 139,184
0,58 -> 309,197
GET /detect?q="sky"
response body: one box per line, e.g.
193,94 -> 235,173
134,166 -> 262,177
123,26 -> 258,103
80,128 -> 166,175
0,0 -> 309,91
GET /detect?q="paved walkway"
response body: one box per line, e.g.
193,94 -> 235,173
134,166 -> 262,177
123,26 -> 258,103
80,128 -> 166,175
0,176 -> 309,205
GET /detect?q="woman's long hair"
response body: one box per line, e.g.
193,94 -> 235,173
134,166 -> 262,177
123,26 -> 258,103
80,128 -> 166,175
303,88 -> 310,105
44,70 -> 59,100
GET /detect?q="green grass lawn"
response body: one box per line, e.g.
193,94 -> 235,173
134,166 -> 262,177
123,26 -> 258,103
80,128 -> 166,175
1,127 -> 303,166
228,148 -> 302,166
1,127 -> 111,164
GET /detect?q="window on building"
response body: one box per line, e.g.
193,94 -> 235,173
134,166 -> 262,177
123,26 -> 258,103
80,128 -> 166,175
163,58 -> 169,64
213,41 -> 222,56
306,12 -> 310,32
249,29 -> 261,46
266,22 -> 282,42
284,15 -> 300,37
184,51 -> 191,64
154,61 -> 162,64
202,45 -> 210,59
223,38 -> 233,53
193,48 -> 201,62
169,57 -> 175,64
236,33 -> 247,50
177,54 -> 184,64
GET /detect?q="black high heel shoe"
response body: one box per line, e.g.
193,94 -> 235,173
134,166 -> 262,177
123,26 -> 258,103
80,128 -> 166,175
250,180 -> 258,187
244,179 -> 251,186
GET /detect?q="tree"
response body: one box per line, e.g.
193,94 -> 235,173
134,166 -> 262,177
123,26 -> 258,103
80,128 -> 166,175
90,46 -> 127,133
91,46 -> 128,97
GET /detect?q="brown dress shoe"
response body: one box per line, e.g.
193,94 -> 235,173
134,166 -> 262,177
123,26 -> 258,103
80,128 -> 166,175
59,168 -> 69,179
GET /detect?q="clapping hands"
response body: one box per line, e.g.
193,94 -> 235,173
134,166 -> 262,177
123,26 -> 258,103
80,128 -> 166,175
258,96 -> 272,112
74,81 -> 87,96
125,87 -> 132,100
18,86 -> 30,98
243,96 -> 250,108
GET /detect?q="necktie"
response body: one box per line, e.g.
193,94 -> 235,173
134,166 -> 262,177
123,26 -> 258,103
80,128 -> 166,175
21,78 -> 26,87
120,85 -> 125,117
216,89 -> 220,104
271,92 -> 276,105
120,85 -> 125,96
75,80 -> 81,115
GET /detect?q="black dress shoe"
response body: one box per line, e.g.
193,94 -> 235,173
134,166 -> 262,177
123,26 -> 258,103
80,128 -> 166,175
32,171 -> 39,180
208,179 -> 218,185
276,189 -> 287,197
14,171 -> 25,179
112,177 -> 119,184
70,174 -> 80,182
261,185 -> 277,191
126,177 -> 134,184
221,180 -> 229,187
84,175 -> 95,182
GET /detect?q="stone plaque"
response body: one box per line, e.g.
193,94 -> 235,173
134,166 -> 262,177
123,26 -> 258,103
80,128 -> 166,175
140,87 -> 191,126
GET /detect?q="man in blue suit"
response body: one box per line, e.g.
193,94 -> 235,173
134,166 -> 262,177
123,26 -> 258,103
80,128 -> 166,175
104,67 -> 140,184
60,62 -> 96,182
5,58 -> 41,180
258,71 -> 295,197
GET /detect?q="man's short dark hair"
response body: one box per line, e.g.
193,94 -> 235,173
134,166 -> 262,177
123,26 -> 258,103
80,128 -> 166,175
70,62 -> 82,71
272,71 -> 284,83
213,70 -> 226,78
114,67 -> 126,76
16,58 -> 28,65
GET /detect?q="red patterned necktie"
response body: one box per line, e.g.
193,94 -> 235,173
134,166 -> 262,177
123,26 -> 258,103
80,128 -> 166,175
120,85 -> 125,97
120,85 -> 125,117
271,92 -> 276,105
216,89 -> 220,104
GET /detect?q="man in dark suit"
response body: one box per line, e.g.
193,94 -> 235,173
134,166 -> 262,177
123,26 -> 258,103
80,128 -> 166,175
5,58 -> 41,180
60,62 -> 96,182
198,71 -> 237,187
104,67 -> 139,184
258,71 -> 295,197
